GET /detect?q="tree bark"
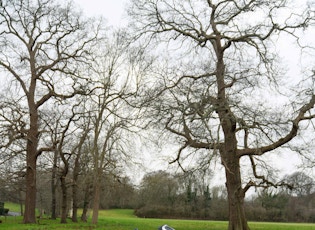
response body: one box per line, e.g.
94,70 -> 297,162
59,148 -> 69,224
71,155 -> 80,222
51,150 -> 58,219
219,112 -> 249,230
23,98 -> 39,224
60,175 -> 68,223
81,183 -> 92,222
71,188 -> 78,222
23,154 -> 37,223
91,174 -> 101,224
81,201 -> 89,222
222,151 -> 249,230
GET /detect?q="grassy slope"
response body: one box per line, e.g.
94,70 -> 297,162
0,208 -> 315,229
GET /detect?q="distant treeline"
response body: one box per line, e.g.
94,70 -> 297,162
133,170 -> 315,223
1,169 -> 314,222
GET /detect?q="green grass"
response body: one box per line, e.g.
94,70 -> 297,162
0,209 -> 315,229
4,202 -> 22,212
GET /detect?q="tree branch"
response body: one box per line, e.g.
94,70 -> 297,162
238,95 -> 315,157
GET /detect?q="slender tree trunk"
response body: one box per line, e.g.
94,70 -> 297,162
19,189 -> 24,216
81,184 -> 91,222
60,174 -> 68,223
71,183 -> 78,222
72,153 -> 80,222
81,201 -> 89,222
81,180 -> 93,222
91,174 -> 101,224
51,151 -> 58,219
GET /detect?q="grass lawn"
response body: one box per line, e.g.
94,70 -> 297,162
0,206 -> 315,229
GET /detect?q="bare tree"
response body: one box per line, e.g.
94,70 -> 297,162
128,0 -> 315,229
0,0 -> 104,223
87,32 -> 138,224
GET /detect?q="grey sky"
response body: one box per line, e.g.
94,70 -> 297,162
73,0 -> 126,26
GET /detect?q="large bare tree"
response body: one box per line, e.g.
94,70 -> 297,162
0,0 -> 104,223
128,0 -> 315,229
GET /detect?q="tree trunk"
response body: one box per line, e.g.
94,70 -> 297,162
60,175 -> 68,223
23,146 -> 37,223
215,40 -> 250,229
219,120 -> 250,230
81,201 -> 89,222
81,194 -> 90,222
71,184 -> 78,222
51,151 -> 58,219
222,152 -> 250,230
19,189 -> 24,216
81,182 -> 92,222
23,67 -> 39,224
72,153 -> 80,222
91,175 -> 101,224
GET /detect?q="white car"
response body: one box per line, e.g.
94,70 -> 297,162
158,224 -> 175,230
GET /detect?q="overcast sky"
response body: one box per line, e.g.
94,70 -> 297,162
73,0 -> 127,26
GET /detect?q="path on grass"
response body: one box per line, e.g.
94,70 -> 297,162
7,211 -> 20,216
